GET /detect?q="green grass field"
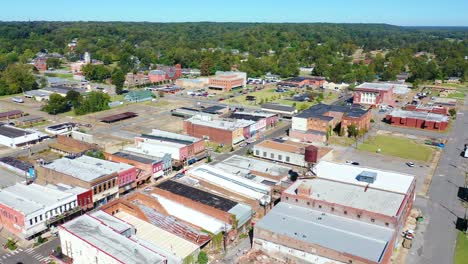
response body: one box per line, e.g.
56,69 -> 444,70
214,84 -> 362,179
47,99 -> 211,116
447,92 -> 466,99
358,135 -> 434,161
455,232 -> 468,264
225,88 -> 282,106
44,72 -> 74,80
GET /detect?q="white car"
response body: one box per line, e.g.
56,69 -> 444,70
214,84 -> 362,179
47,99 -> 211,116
406,162 -> 415,167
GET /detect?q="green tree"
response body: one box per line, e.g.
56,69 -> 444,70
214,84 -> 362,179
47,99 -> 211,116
82,64 -> 111,82
198,251 -> 208,264
111,68 -> 125,95
347,124 -> 358,138
66,90 -> 82,108
75,91 -> 111,115
42,93 -> 70,114
47,58 -> 62,69
1,64 -> 38,94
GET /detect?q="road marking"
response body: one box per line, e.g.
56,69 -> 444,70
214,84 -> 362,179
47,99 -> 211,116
33,253 -> 42,258
2,256 -> 6,259
4,254 -> 9,257
439,174 -> 445,177
17,248 -> 23,252
25,248 -> 34,253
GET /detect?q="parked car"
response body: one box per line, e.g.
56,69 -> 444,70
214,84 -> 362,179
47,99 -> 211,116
406,162 -> 415,167
346,160 -> 360,165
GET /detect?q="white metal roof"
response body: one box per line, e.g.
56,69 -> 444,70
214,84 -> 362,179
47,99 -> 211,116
61,214 -> 166,264
114,211 -> 199,259
186,115 -> 254,131
43,156 -> 133,182
188,164 -> 271,201
313,161 -> 415,194
256,203 -> 394,263
216,155 -> 290,179
285,179 -> 406,217
91,211 -> 133,234
0,183 -> 76,216
151,193 -> 228,234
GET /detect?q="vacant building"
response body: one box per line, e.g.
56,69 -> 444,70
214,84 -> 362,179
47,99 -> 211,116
291,103 -> 371,142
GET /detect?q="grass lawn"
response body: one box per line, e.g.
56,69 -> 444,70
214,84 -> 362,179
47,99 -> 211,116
358,135 -> 434,162
111,94 -> 125,102
455,231 -> 468,264
45,72 -> 74,80
226,88 -> 283,106
447,92 -> 466,99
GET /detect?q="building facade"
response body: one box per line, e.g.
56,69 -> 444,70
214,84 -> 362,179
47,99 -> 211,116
353,82 -> 396,106
208,71 -> 247,91
386,109 -> 449,131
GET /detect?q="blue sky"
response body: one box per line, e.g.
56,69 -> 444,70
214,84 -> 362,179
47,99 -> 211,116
1,0 -> 467,26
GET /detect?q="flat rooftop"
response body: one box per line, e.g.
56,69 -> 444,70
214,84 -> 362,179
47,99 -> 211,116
112,151 -> 157,164
100,112 -> 138,123
0,156 -> 33,171
0,110 -> 23,119
216,155 -> 290,179
256,202 -> 394,263
187,164 -> 271,201
229,111 -> 275,121
141,129 -> 201,145
156,180 -> 238,211
356,82 -> 396,91
389,109 -> 449,122
61,214 -> 166,264
123,147 -> 171,160
295,103 -> 369,119
186,116 -> 254,131
285,178 -> 406,217
43,156 -> 133,183
254,139 -> 306,154
0,183 -> 76,215
261,103 -> 296,113
313,161 -> 415,194
0,125 -> 33,138
114,211 -> 199,259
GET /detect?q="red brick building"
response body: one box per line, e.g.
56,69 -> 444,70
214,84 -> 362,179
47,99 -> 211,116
291,103 -> 371,142
208,71 -> 247,92
404,104 -> 449,115
353,82 -> 396,107
33,58 -> 47,72
278,76 -> 326,88
253,161 -> 416,264
104,151 -> 164,184
386,109 -> 449,131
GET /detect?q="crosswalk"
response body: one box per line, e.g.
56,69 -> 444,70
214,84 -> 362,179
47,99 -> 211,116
0,247 -> 51,263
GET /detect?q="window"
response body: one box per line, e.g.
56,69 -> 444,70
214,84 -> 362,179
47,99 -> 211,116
30,219 -> 33,225
104,183 -> 107,191
318,205 -> 322,209
371,218 -> 375,223
285,156 -> 290,162
93,187 -> 97,194
98,185 -> 102,193
278,155 -> 282,161
270,153 -> 274,159
255,150 -> 259,156
113,179 -> 117,186
295,199 -> 298,202
357,214 -> 361,218
108,181 -> 111,189
263,152 -> 267,157
385,222 -> 389,227
34,217 -> 37,223
39,215 -> 43,221
307,202 -> 310,205
286,197 -> 289,200
344,211 -> 347,215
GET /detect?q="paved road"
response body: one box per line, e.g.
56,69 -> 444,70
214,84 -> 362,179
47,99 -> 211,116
0,237 -> 59,264
407,97 -> 468,264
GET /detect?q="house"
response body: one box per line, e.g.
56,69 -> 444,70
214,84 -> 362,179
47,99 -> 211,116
445,77 -> 461,84
322,81 -> 349,91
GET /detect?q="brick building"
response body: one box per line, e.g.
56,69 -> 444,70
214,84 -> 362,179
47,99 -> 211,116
291,103 -> 371,142
253,139 -> 332,167
277,76 -> 326,88
0,183 -> 85,239
404,104 -> 449,115
183,115 -> 254,146
148,70 -> 167,83
33,57 -> 47,72
37,156 -> 136,207
228,111 -> 278,138
208,71 -> 247,92
157,64 -> 182,80
353,82 -> 396,107
253,161 -> 416,264
104,151 -> 164,184
134,129 -> 206,163
49,134 -> 100,157
386,109 -> 449,131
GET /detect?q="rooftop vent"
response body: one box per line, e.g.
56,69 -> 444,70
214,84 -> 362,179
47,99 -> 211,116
356,170 -> 377,184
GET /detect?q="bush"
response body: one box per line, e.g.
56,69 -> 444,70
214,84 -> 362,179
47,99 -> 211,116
370,118 -> 375,123
198,251 -> 209,264
449,108 -> 457,117
5,238 -> 17,250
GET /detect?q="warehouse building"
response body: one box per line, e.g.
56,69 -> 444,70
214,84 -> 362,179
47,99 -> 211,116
37,156 -> 136,206
186,164 -> 271,214
386,109 -> 449,131
102,191 -> 211,246
184,115 -> 254,146
252,138 -> 332,167
0,125 -> 45,148
59,212 -> 171,264
0,183 -> 84,239
253,161 -> 416,264
135,129 -> 206,163
290,103 -> 371,142
261,103 -> 297,118
214,155 -> 292,190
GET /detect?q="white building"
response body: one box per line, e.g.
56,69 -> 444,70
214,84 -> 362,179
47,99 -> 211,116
0,183 -> 83,239
322,81 -> 349,91
59,212 -> 170,264
0,125 -> 45,148
253,139 -> 308,167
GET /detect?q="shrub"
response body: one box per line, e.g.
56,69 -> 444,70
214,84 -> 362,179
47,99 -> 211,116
198,251 -> 209,264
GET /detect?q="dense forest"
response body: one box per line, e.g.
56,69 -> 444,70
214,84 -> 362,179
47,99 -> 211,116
0,22 -> 467,94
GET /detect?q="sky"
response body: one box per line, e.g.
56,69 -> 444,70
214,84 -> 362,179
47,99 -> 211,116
1,0 -> 467,26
